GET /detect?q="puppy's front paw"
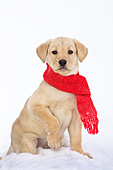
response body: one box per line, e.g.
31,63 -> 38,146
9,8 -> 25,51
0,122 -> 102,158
83,152 -> 93,159
71,144 -> 93,159
47,134 -> 60,150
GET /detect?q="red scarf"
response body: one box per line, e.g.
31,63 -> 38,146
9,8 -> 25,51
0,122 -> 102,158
43,63 -> 99,134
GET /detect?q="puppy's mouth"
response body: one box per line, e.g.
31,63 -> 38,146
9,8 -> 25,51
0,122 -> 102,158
57,66 -> 68,71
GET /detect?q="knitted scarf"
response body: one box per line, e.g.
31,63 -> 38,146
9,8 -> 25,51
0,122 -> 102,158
43,63 -> 99,134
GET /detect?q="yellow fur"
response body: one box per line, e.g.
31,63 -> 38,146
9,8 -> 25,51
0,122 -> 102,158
6,37 -> 92,158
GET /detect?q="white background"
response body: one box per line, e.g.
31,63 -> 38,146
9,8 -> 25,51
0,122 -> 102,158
0,0 -> 113,169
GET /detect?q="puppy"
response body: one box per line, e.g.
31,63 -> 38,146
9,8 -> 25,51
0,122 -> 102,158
6,37 -> 92,158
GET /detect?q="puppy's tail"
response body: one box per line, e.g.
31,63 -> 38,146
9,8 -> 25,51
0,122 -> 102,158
0,145 -> 13,160
7,145 -> 13,155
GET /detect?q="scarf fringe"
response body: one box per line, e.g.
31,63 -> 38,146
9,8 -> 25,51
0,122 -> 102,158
76,95 -> 99,134
81,118 -> 99,134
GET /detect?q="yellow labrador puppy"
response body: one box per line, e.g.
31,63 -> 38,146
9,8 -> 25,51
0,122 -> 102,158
7,37 -> 92,158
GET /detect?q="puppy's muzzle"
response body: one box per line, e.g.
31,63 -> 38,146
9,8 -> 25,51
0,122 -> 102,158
59,59 -> 67,67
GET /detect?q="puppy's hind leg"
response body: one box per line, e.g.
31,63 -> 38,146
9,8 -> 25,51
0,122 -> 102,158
19,136 -> 38,154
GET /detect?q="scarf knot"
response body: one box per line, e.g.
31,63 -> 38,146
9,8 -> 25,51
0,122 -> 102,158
43,63 -> 99,134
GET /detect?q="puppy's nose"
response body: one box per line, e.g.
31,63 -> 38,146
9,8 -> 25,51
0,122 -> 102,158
59,59 -> 67,66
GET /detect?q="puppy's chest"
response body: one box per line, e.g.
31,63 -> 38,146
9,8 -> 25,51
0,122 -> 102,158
49,94 -> 77,133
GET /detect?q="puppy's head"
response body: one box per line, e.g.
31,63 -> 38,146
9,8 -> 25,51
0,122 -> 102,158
36,37 -> 88,76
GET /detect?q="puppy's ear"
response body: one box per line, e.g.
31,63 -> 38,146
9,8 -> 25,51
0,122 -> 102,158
73,39 -> 88,62
36,40 -> 51,63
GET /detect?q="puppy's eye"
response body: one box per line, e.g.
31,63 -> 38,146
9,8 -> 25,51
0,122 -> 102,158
68,50 -> 73,54
52,50 -> 57,55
